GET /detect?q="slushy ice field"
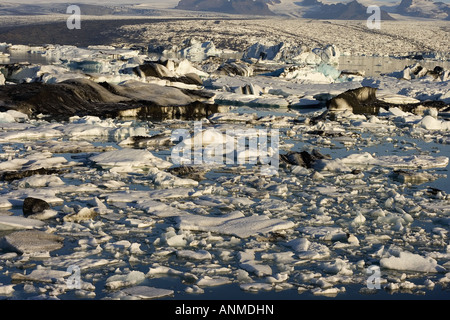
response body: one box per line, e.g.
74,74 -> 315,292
0,18 -> 449,300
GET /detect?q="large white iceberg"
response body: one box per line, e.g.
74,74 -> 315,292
244,42 -> 340,65
179,40 -> 223,62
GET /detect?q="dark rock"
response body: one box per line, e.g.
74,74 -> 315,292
134,62 -> 204,85
216,61 -> 253,77
167,165 -> 206,181
129,134 -> 173,148
327,86 -> 378,114
135,62 -> 174,78
177,73 -> 204,86
305,0 -> 395,20
0,168 -> 69,182
23,197 -> 50,217
326,86 -> 448,116
0,78 -> 218,121
280,149 -> 330,168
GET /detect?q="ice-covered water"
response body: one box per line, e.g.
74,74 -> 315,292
0,102 -> 449,300
0,37 -> 449,300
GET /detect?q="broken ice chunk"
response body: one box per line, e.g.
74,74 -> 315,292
90,149 -> 172,172
105,271 -> 146,290
176,211 -> 295,238
176,249 -> 212,261
285,237 -> 330,260
299,226 -> 348,242
0,215 -> 45,231
114,286 -> 174,300
238,250 -> 272,277
0,230 -> 64,254
11,268 -> 70,283
147,167 -> 198,188
380,251 -> 446,273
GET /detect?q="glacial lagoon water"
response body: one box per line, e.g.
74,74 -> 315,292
0,48 -> 449,301
0,103 -> 449,301
2,46 -> 450,78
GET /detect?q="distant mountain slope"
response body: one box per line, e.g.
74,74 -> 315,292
396,0 -> 450,20
0,3 -> 162,16
176,0 -> 396,20
301,0 -> 395,20
175,0 -> 278,15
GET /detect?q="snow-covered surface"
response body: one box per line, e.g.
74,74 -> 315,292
0,16 -> 449,301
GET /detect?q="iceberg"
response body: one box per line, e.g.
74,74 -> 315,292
244,42 -> 340,65
179,40 -> 223,62
418,115 -> 450,131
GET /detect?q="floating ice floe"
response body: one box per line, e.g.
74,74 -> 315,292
136,200 -> 189,218
107,188 -> 195,205
176,211 -> 295,238
5,64 -> 88,84
0,215 -> 45,231
380,251 -> 446,273
197,275 -> 232,287
105,271 -> 146,290
299,226 -> 348,242
285,238 -> 331,260
11,268 -> 70,283
0,230 -> 64,254
147,168 -> 199,188
418,115 -> 450,131
377,93 -> 421,105
316,152 -> 449,172
90,149 -> 172,172
111,286 -> 174,300
17,175 -> 64,188
0,152 -> 75,181
239,250 -> 272,277
176,249 -> 212,261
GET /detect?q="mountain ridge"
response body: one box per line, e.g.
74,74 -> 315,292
175,0 -> 397,19
395,0 -> 450,19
